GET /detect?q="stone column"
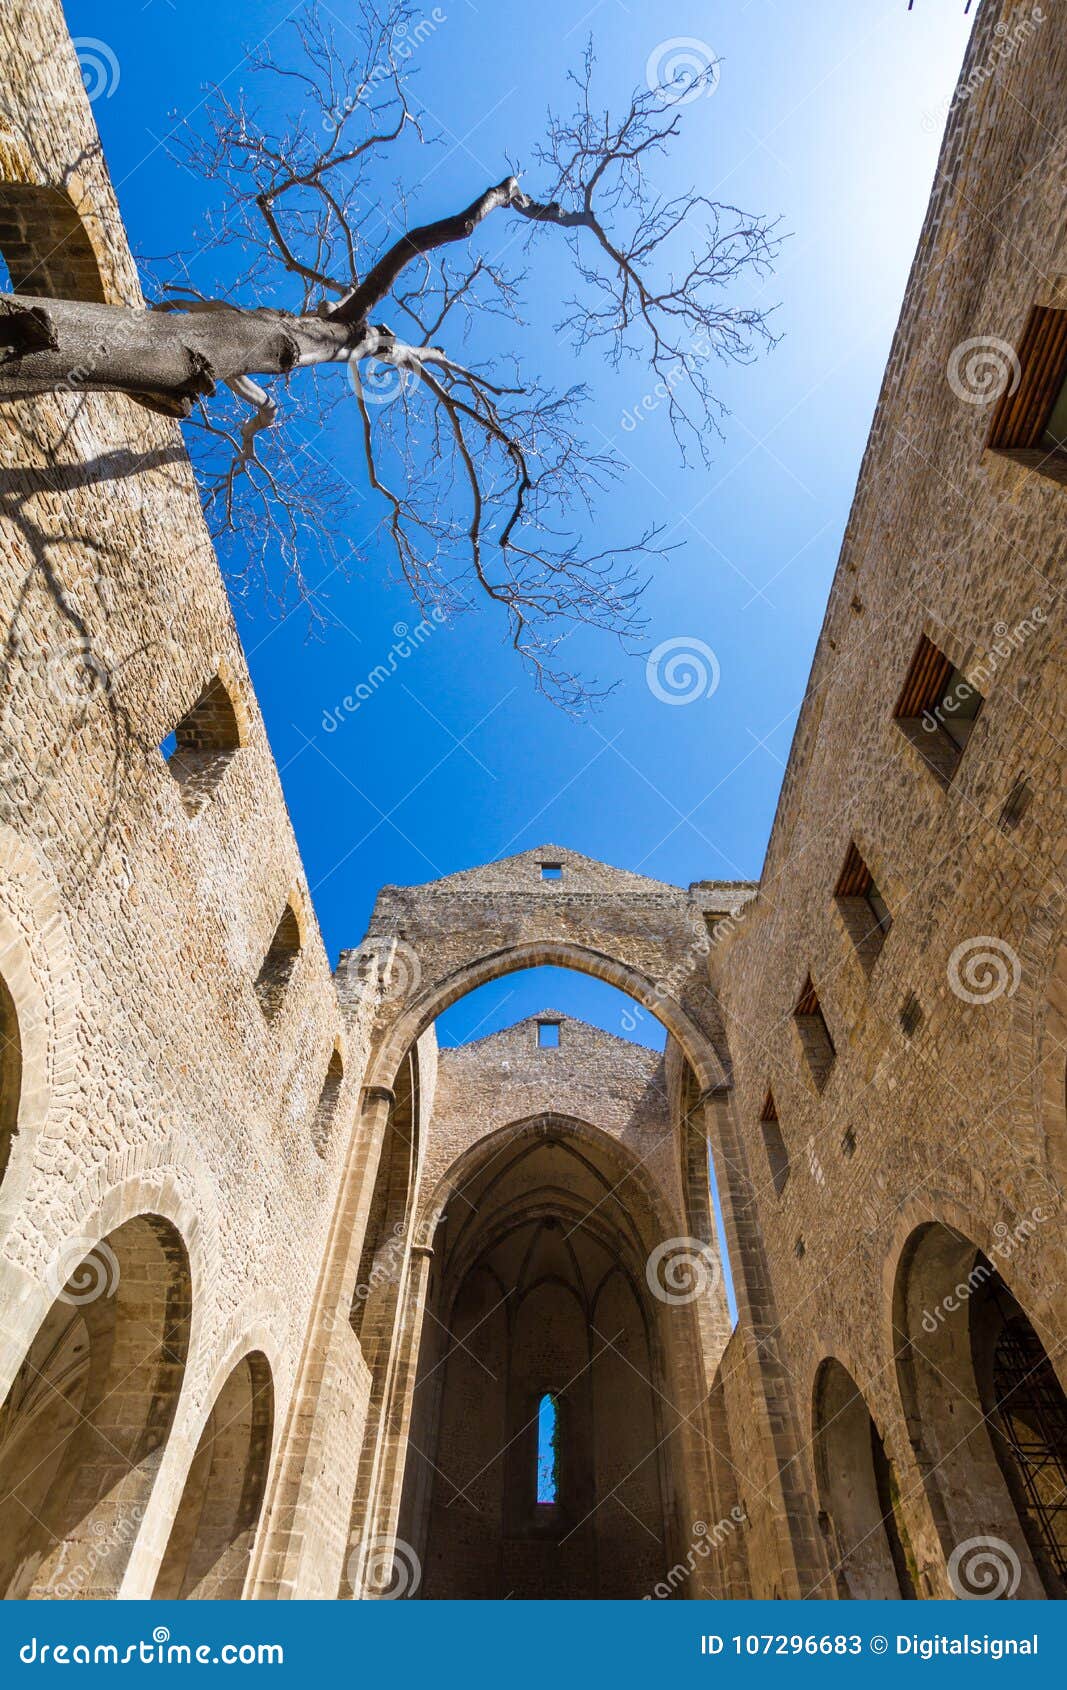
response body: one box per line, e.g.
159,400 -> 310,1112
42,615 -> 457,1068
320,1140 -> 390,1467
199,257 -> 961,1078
354,1242 -> 434,1597
248,1085 -> 395,1598
701,1086 -> 829,1598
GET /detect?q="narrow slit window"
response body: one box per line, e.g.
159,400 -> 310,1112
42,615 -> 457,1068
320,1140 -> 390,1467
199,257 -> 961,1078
760,1090 -> 790,1196
835,842 -> 892,972
899,994 -> 924,1039
999,776 -> 1032,833
892,634 -> 983,786
536,1392 -> 559,1505
794,976 -> 836,1093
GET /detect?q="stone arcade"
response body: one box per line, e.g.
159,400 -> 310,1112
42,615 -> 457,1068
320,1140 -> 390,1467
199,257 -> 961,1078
0,0 -> 1064,1601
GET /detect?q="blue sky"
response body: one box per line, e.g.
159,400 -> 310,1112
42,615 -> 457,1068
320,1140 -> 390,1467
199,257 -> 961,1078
68,0 -> 974,1062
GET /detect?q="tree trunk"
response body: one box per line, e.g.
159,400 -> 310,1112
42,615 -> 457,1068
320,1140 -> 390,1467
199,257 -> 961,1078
0,295 -> 359,414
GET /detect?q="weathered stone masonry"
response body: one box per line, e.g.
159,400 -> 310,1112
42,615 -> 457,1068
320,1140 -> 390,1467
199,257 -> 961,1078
0,0 -> 1063,1601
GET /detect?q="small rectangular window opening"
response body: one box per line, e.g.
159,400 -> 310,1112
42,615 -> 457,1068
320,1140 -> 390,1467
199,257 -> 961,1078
835,842 -> 892,972
900,994 -> 924,1040
794,977 -> 836,1093
537,1021 -> 561,1048
536,1392 -> 559,1506
893,634 -> 983,786
999,776 -> 1032,833
540,863 -> 563,880
987,304 -> 1067,487
760,1090 -> 790,1196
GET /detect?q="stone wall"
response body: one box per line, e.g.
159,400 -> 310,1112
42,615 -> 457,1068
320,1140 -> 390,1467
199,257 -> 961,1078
716,0 -> 1067,1600
0,0 -> 377,1599
0,0 -> 1063,1607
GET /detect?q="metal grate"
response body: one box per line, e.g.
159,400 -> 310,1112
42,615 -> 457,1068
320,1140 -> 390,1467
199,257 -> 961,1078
992,1316 -> 1067,1582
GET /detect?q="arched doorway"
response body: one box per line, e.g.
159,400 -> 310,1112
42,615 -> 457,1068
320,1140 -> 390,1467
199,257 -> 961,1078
0,1215 -> 191,1597
396,1120 -> 686,1599
153,1351 -> 274,1599
812,1358 -> 915,1598
355,934 -> 814,1574
894,1221 -> 1067,1598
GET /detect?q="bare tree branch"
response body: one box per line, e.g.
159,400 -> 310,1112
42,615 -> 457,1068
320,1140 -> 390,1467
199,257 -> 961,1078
0,1 -> 780,703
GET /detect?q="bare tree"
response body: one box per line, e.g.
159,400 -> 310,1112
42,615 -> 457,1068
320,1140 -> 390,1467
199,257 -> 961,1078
0,2 -> 779,702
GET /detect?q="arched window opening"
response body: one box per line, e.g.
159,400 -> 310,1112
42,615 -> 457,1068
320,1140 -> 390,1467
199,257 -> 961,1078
255,903 -> 301,1018
312,1048 -> 344,1156
813,1358 -> 915,1599
0,183 -> 107,302
0,1215 -> 191,1598
895,1222 -> 1067,1598
0,972 -> 22,1185
536,1393 -> 559,1506
153,1352 -> 273,1600
981,1297 -> 1067,1590
164,675 -> 242,817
